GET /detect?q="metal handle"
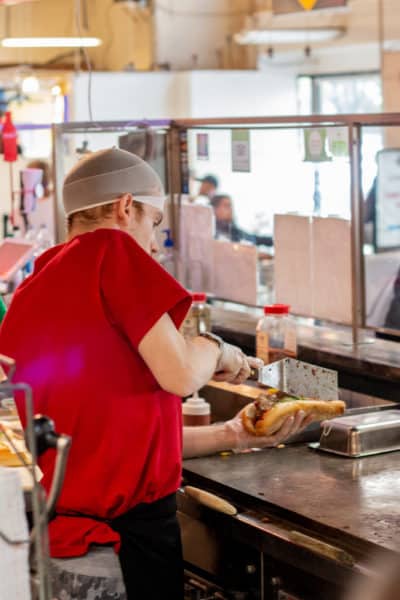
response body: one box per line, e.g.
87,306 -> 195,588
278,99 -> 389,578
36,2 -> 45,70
46,435 -> 71,520
238,513 -> 355,568
184,486 -> 237,516
288,530 -> 355,567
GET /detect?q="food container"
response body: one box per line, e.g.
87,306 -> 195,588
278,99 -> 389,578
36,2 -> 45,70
180,292 -> 211,339
256,304 -> 297,364
310,410 -> 400,457
182,392 -> 211,426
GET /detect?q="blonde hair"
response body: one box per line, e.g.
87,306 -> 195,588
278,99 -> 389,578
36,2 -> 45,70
67,199 -> 143,231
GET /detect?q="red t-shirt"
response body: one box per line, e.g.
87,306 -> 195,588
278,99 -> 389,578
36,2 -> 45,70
0,229 -> 191,557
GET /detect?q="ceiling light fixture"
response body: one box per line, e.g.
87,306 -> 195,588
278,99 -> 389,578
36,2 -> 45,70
234,28 -> 344,45
2,37 -> 102,48
21,75 -> 40,94
51,85 -> 62,96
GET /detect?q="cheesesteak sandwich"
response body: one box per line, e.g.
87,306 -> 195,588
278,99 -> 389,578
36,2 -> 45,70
242,388 -> 345,436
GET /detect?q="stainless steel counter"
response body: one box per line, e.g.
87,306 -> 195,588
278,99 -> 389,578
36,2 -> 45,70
183,444 -> 400,557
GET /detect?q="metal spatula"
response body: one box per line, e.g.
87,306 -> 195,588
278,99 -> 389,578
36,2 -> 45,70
249,357 -> 338,400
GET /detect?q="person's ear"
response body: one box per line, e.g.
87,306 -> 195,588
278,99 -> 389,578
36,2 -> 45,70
116,193 -> 133,225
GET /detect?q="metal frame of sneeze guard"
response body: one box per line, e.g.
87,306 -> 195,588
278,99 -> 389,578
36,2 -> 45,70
52,114 -> 400,346
171,113 -> 400,347
0,354 -> 51,600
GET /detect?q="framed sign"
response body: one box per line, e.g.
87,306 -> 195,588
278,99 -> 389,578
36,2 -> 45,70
231,129 -> 251,172
196,133 -> 209,160
273,0 -> 347,14
303,128 -> 331,162
376,149 -> 400,251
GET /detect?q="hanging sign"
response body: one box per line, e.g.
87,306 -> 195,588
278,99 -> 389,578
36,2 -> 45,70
376,149 -> 400,251
328,127 -> 349,157
231,129 -> 251,172
273,0 -> 346,14
303,128 -> 331,162
196,133 -> 209,160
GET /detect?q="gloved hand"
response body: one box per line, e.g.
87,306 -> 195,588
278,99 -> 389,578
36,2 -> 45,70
213,344 -> 263,385
224,408 -> 314,452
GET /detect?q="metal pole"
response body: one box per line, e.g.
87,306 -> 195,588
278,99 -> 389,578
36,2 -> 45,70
9,162 -> 14,227
52,124 -> 67,244
0,381 -> 51,599
165,126 -> 180,281
349,124 -> 363,346
166,124 -> 184,251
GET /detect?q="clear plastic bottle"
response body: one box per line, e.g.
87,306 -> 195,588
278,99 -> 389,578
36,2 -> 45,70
35,223 -> 53,255
256,304 -> 297,364
182,391 -> 211,426
180,292 -> 211,338
159,228 -> 175,275
23,226 -> 36,276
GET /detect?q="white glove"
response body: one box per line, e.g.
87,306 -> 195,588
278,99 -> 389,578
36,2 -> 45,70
224,408 -> 314,452
213,344 -> 263,385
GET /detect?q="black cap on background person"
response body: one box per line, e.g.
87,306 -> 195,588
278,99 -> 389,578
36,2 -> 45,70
196,174 -> 219,199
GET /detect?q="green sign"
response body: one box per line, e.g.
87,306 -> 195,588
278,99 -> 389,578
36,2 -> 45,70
328,127 -> 349,157
303,128 -> 331,163
231,129 -> 251,172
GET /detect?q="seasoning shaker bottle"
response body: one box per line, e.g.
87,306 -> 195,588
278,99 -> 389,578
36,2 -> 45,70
180,292 -> 211,338
181,292 -> 212,426
256,304 -> 297,364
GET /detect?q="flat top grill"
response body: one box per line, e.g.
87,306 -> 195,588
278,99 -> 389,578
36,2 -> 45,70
183,445 -> 400,555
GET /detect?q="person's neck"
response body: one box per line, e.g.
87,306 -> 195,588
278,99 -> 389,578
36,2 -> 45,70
67,221 -> 118,242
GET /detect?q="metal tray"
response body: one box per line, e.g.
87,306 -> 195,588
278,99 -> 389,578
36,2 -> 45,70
309,409 -> 400,457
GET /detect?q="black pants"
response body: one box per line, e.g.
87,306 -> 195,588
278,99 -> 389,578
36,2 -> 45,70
110,494 -> 184,600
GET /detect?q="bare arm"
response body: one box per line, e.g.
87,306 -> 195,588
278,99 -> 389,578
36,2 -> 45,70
183,411 -> 313,458
139,313 -> 220,397
183,423 -> 237,458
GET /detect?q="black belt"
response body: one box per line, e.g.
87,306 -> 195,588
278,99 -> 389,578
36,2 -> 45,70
55,493 -> 177,525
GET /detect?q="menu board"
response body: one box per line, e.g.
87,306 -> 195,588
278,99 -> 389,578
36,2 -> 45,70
376,149 -> 400,251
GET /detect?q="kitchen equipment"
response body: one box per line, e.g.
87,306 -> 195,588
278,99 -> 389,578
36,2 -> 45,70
310,409 -> 400,457
250,357 -> 338,400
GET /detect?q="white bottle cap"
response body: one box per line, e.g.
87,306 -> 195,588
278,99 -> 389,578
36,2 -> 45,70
182,393 -> 210,416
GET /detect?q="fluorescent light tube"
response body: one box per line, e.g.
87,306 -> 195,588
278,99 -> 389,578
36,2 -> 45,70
235,28 -> 344,45
2,37 -> 102,48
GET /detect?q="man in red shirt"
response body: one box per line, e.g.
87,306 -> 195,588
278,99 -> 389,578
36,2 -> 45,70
0,148 -> 309,599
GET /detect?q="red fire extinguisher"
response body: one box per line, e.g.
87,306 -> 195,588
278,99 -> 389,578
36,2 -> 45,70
2,111 -> 17,162
2,111 -> 18,229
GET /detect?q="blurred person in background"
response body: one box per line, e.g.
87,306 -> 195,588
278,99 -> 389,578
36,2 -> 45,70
384,266 -> 400,330
27,159 -> 55,242
211,194 -> 273,247
364,175 -> 377,246
196,174 -> 219,200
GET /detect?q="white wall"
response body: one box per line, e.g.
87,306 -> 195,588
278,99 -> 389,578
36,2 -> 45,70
189,69 -> 297,117
72,72 -> 191,121
72,69 -> 297,121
